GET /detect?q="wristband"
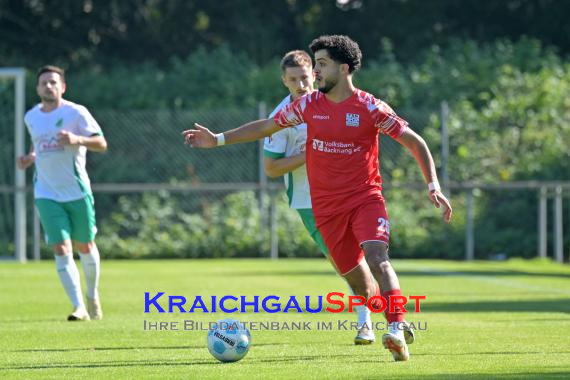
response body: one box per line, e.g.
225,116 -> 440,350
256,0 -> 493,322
428,182 -> 441,192
215,133 -> 225,146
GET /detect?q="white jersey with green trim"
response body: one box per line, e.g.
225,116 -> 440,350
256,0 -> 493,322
263,95 -> 311,209
24,99 -> 103,202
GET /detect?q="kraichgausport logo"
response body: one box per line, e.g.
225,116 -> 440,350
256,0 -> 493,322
144,292 -> 426,314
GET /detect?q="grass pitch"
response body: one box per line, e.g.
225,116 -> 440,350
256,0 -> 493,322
1,258 -> 569,379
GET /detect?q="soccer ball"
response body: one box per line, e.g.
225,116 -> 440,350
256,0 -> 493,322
207,319 -> 251,362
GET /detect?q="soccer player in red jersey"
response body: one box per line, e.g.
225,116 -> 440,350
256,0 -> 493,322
183,35 -> 452,362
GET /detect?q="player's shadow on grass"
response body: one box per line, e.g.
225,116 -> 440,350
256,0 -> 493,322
2,352 -> 329,371
395,372 -> 570,379
422,299 -> 570,314
227,269 -> 570,280
12,343 -> 279,353
225,270 -> 337,277
2,359 -> 215,371
410,351 -> 570,356
12,345 -> 202,353
396,269 -> 570,279
250,353 -> 354,363
492,317 -> 570,323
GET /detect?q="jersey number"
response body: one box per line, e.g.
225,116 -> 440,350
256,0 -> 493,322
377,217 -> 390,235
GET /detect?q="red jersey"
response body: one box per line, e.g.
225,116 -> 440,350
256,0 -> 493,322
273,89 -> 408,218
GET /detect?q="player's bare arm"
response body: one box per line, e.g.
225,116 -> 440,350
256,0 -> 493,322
395,128 -> 453,223
264,153 -> 306,178
183,119 -> 281,148
57,130 -> 108,152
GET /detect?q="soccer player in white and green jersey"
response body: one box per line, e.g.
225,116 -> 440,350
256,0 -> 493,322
263,51 -> 379,344
18,65 -> 107,321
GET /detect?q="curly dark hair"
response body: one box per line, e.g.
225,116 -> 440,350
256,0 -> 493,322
309,35 -> 362,73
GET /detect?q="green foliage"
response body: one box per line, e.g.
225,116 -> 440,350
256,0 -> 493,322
417,39 -> 569,183
66,46 -> 279,110
94,191 -> 320,259
17,37 -> 570,260
365,38 -> 570,259
4,0 -> 570,69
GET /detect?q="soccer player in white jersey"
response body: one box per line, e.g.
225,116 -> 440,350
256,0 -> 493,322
263,51 -> 415,346
18,65 -> 107,321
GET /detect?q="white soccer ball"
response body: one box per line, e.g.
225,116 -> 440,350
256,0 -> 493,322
207,319 -> 251,362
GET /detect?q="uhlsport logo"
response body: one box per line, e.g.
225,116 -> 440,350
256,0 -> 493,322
345,113 -> 360,127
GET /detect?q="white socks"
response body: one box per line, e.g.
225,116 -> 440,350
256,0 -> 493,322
55,254 -> 84,308
356,302 -> 372,328
79,245 -> 100,300
347,284 -> 372,328
388,322 -> 405,339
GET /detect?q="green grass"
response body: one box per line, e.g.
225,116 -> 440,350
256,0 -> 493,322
1,258 -> 570,379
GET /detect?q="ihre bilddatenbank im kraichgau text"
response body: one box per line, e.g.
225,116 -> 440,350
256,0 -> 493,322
142,292 -> 427,332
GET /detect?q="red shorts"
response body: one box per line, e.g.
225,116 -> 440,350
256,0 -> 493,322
315,197 -> 390,276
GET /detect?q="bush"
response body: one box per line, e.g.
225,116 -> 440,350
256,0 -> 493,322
95,191 -> 321,259
28,38 -> 570,260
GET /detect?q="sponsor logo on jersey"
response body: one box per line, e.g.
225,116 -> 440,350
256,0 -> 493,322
38,136 -> 64,153
313,114 -> 330,120
312,138 -> 325,151
312,138 -> 357,155
345,113 -> 360,127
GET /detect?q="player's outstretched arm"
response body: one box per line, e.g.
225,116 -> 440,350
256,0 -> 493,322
183,119 -> 281,148
395,128 -> 453,223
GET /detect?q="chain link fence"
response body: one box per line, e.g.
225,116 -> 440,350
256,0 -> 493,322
1,102 -> 568,261
79,105 -> 414,261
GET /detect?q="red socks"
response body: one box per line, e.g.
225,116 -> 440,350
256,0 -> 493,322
382,289 -> 406,323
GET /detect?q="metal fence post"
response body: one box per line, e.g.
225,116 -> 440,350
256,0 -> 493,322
269,191 -> 278,260
554,186 -> 563,263
33,208 -> 41,261
465,188 -> 475,261
440,101 -> 450,196
538,186 -> 547,258
257,102 -> 269,256
8,68 -> 27,263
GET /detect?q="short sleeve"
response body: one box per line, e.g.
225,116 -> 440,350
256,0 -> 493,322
24,114 -> 32,133
273,95 -> 307,128
371,99 -> 408,139
76,106 -> 103,137
263,129 -> 288,159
